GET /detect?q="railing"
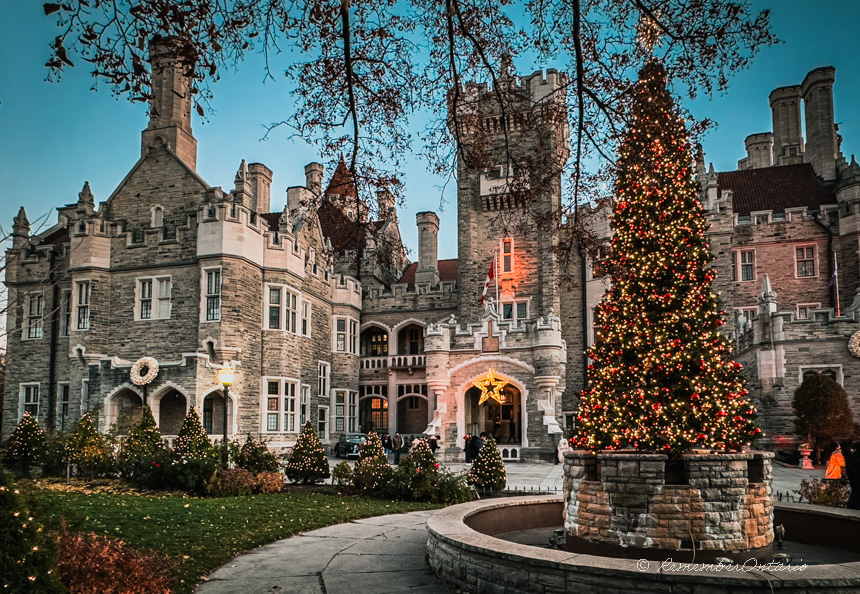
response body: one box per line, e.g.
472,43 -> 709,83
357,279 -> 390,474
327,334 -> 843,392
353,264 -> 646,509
389,355 -> 425,368
360,356 -> 388,369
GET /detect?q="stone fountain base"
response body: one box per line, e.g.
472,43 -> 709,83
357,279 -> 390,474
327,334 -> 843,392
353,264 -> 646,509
563,451 -> 774,563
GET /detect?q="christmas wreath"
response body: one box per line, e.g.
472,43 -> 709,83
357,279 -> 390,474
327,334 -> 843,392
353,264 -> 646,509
130,357 -> 159,385
848,332 -> 860,359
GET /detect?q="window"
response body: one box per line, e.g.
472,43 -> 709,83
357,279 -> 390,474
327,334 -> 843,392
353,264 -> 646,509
318,406 -> 329,440
60,290 -> 72,337
301,299 -> 312,337
733,251 -> 754,282
591,245 -> 608,278
300,385 -> 310,426
796,303 -> 820,320
334,317 -> 358,353
26,293 -> 44,339
137,277 -> 171,320
501,300 -> 529,323
350,320 -> 358,354
800,366 -> 842,385
407,328 -> 421,355
360,385 -> 388,431
204,269 -> 221,321
332,390 -> 357,433
336,319 -> 346,352
795,246 -> 816,277
286,290 -> 299,333
267,286 -> 281,329
502,238 -> 514,273
20,384 -> 40,419
81,379 -> 89,413
309,249 -> 318,276
334,391 -> 345,432
318,362 -> 330,398
263,378 -> 298,433
76,281 -> 90,330
58,383 -> 70,430
152,206 -> 164,228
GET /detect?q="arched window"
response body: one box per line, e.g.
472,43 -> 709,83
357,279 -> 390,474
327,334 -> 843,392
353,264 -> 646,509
152,206 -> 164,228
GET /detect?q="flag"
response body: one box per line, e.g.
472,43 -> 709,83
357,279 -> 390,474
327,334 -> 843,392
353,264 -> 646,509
481,255 -> 496,304
829,257 -> 838,287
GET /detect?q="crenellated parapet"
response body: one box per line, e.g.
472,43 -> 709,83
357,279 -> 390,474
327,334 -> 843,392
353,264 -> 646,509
362,281 -> 459,314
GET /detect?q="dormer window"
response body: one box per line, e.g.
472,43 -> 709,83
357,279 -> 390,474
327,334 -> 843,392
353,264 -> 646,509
151,206 -> 164,228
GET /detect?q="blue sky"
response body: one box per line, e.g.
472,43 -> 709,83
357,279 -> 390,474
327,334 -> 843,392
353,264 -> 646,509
1,1 -> 858,261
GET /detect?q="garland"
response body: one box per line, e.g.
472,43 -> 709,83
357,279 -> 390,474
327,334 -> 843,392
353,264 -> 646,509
130,357 -> 159,385
848,332 -> 860,358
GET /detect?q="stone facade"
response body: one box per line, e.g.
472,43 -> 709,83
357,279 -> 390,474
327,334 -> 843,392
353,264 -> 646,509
563,451 -> 774,561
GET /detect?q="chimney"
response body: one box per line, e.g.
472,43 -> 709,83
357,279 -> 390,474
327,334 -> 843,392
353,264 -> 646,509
801,66 -> 838,181
248,163 -> 273,213
415,212 -> 440,285
305,162 -> 324,195
141,36 -> 198,170
769,85 -> 804,166
738,133 -> 773,170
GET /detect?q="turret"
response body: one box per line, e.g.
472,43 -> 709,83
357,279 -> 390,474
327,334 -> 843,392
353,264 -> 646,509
738,133 -> 773,170
141,36 -> 197,170
801,67 -> 838,181
415,211 -> 440,285
248,163 -> 273,213
769,86 -> 804,166
12,206 -> 30,249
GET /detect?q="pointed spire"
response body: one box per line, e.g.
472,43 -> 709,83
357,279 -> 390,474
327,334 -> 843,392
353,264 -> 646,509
758,273 -> 777,308
279,203 -> 292,234
12,206 -> 30,249
235,159 -> 248,183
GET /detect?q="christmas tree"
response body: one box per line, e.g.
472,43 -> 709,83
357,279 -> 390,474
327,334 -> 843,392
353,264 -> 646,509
6,413 -> 46,476
236,434 -> 279,475
284,421 -> 331,484
467,436 -> 506,493
574,60 -> 759,452
352,432 -> 392,493
167,407 -> 218,492
66,413 -> 114,479
118,406 -> 168,486
172,407 -> 213,459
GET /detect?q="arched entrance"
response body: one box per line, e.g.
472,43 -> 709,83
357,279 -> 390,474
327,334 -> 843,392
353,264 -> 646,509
202,390 -> 233,440
396,394 -> 428,435
156,390 -> 187,435
464,383 -> 521,444
111,389 -> 143,434
359,385 -> 389,433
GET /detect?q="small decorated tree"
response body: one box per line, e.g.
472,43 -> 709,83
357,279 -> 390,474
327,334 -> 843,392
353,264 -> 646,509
118,407 -> 169,487
6,413 -> 47,476
236,434 -> 279,474
468,436 -> 506,494
352,432 -> 392,494
284,421 -> 330,484
793,374 -> 856,463
66,413 -> 114,479
166,408 -> 218,493
0,470 -> 64,592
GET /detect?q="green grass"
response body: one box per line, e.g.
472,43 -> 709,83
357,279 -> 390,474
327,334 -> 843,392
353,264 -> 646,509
33,488 -> 439,593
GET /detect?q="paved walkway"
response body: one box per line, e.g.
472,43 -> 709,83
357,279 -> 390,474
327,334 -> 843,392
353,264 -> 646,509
194,461 -> 826,593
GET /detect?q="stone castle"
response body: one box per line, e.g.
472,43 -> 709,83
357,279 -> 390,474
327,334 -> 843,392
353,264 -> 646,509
4,39 -> 859,458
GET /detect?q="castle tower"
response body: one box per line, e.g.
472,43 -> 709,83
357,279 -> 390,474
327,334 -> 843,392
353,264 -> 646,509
801,66 -> 838,181
415,211 -> 440,285
738,133 -> 773,170
141,36 -> 198,170
452,67 -> 570,322
769,86 -> 804,166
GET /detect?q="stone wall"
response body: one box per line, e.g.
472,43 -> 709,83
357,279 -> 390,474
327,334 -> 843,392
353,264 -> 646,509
563,451 -> 773,561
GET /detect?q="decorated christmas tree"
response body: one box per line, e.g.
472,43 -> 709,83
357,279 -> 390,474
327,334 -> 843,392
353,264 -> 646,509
167,407 -> 218,492
118,406 -> 169,486
352,432 -> 392,493
284,421 -> 330,484
236,434 -> 279,475
66,413 -> 114,479
574,60 -> 760,452
467,436 -> 506,493
6,413 -> 46,476
172,407 -> 213,459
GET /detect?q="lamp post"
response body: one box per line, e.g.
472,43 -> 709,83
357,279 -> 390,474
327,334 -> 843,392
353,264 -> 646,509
217,365 -> 234,467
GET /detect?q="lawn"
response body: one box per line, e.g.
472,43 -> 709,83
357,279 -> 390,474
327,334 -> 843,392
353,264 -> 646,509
32,485 -> 439,593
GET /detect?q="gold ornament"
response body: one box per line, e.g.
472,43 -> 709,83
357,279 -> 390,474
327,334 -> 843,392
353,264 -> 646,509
473,369 -> 508,405
849,332 -> 860,358
130,357 -> 159,386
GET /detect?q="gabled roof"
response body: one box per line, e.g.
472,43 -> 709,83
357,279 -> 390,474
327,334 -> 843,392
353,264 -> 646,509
325,158 -> 357,201
717,163 -> 836,216
398,258 -> 458,287
317,200 -> 374,251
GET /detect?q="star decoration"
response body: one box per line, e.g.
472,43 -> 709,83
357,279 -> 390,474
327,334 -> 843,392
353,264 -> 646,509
473,369 -> 508,405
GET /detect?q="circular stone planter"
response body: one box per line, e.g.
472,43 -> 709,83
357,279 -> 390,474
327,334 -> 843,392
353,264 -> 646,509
426,496 -> 860,594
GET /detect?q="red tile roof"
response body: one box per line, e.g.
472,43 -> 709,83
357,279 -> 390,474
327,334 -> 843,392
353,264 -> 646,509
260,212 -> 281,232
717,164 -> 835,216
325,158 -> 357,201
398,258 -> 458,286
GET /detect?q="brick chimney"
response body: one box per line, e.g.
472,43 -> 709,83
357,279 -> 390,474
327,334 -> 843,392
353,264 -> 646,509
769,85 -> 804,166
415,212 -> 440,285
801,66 -> 838,181
141,36 -> 197,170
738,133 -> 773,170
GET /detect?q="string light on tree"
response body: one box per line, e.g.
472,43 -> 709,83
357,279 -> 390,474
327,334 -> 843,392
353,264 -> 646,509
573,59 -> 760,453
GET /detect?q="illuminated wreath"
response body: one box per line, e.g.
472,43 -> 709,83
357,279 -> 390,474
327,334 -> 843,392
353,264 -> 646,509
849,332 -> 860,359
130,357 -> 159,386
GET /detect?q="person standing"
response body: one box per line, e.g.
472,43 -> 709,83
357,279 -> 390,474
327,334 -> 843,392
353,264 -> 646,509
392,432 -> 403,465
493,417 -> 501,440
845,441 -> 860,510
464,434 -> 473,463
382,433 -> 392,457
508,416 -> 517,443
825,445 -> 846,481
472,432 -> 485,455
428,434 -> 438,454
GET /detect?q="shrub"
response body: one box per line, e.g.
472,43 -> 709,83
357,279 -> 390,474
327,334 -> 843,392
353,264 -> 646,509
254,472 -> 284,494
285,421 -> 331,484
796,478 -> 850,508
468,436 -> 507,494
0,470 -> 65,593
332,461 -> 353,488
433,470 -> 474,504
117,407 -> 169,488
171,407 -> 213,459
57,526 -> 174,593
352,433 -> 392,494
166,408 -> 218,493
6,412 -> 47,476
236,435 -> 279,474
67,414 -> 115,479
384,440 -> 471,504
41,431 -> 70,478
793,375 -> 856,447
206,468 -> 256,497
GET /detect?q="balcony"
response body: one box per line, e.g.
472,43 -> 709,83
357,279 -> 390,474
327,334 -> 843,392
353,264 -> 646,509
389,355 -> 425,369
360,356 -> 388,370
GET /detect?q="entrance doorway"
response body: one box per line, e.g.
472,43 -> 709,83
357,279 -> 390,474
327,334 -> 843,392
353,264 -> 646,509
464,384 -> 521,443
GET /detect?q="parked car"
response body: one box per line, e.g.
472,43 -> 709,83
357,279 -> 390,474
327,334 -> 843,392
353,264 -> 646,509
333,433 -> 368,458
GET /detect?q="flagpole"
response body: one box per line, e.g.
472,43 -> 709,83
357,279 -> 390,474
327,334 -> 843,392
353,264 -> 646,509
494,250 -> 499,307
834,250 -> 841,317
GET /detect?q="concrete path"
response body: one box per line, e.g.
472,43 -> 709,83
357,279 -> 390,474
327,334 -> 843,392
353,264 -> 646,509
193,461 -> 825,593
